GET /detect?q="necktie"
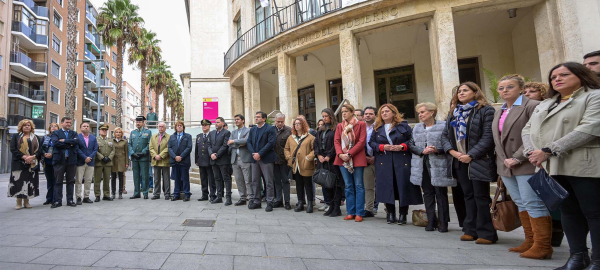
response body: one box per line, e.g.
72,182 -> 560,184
177,134 -> 181,147
64,131 -> 69,158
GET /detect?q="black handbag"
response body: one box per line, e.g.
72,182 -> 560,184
527,168 -> 569,211
287,137 -> 307,180
312,162 -> 337,189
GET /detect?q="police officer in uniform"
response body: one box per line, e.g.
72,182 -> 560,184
195,119 -> 216,201
94,124 -> 114,202
129,116 -> 152,199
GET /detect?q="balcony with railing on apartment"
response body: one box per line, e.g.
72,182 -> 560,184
84,88 -> 99,105
10,51 -> 47,77
84,47 -> 97,61
8,83 -> 46,103
13,0 -> 49,19
84,66 -> 96,84
8,115 -> 46,131
11,21 -> 49,50
86,4 -> 97,26
85,30 -> 96,45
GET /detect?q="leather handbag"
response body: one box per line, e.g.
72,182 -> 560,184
527,168 -> 568,211
412,210 -> 428,227
312,162 -> 336,189
490,177 -> 522,232
287,137 -> 307,180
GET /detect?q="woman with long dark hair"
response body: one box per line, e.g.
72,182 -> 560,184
441,81 -> 498,244
314,108 -> 343,217
523,62 -> 600,269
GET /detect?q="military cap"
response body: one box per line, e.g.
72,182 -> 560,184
201,119 -> 212,126
99,124 -> 109,130
136,116 -> 146,121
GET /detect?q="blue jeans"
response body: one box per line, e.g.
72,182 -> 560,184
339,166 -> 365,216
501,175 -> 549,218
148,166 -> 154,189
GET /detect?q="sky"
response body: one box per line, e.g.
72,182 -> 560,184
89,0 -> 190,96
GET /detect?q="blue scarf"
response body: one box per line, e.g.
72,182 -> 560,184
451,101 -> 478,142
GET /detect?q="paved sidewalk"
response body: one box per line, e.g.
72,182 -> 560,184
0,171 -> 569,269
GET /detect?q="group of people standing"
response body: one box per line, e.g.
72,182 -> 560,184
7,51 -> 600,270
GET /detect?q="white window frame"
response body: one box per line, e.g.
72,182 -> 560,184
52,34 -> 62,54
50,85 -> 60,104
56,0 -> 63,7
112,67 -> 117,77
53,9 -> 63,31
76,30 -> 79,44
77,8 -> 80,23
51,59 -> 61,79
49,112 -> 59,125
75,96 -> 78,110
75,74 -> 79,88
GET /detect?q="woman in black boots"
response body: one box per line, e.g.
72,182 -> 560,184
314,108 -> 343,217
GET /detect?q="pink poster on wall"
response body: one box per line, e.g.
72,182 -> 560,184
203,98 -> 219,121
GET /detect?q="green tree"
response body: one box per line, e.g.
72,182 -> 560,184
147,61 -> 171,120
97,0 -> 144,128
128,28 -> 161,116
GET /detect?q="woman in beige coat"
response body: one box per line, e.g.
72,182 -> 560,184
523,62 -> 600,269
284,117 -> 316,213
111,128 -> 129,199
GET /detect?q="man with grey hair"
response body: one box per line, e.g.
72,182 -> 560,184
149,122 -> 171,200
273,113 -> 292,210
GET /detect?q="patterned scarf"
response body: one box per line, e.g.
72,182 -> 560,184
450,100 -> 478,142
341,116 -> 358,174
18,133 -> 39,170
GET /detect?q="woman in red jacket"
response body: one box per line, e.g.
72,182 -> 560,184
334,104 -> 368,222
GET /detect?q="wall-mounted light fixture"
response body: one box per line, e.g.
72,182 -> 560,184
508,8 -> 517,18
303,54 -> 308,61
271,68 -> 276,74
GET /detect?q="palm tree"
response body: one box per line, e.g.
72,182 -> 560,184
168,82 -> 182,122
97,0 -> 144,128
64,0 -> 78,118
128,28 -> 161,116
147,61 -> 171,120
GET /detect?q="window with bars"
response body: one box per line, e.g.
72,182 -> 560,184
52,34 -> 61,53
51,60 -> 60,79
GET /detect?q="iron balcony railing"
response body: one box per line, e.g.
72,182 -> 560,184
10,51 -> 47,74
8,82 -> 46,101
14,0 -> 49,18
12,21 -> 48,46
8,115 -> 45,129
224,0 -> 342,71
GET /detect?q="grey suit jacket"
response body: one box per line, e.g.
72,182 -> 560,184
229,126 -> 252,163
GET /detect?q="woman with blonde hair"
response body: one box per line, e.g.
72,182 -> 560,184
284,117 -> 316,213
111,127 -> 129,199
522,82 -> 549,101
9,119 -> 42,209
41,123 -> 60,205
369,104 -> 422,225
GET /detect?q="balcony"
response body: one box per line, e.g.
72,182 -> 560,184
84,66 -> 96,84
224,0 -> 343,71
13,0 -> 49,19
86,6 -> 97,26
85,30 -> 96,45
84,88 -> 99,106
10,51 -> 47,77
84,48 -> 97,61
8,115 -> 46,135
8,83 -> 46,103
11,21 -> 49,50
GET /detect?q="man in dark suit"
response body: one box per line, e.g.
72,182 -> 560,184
208,117 -> 232,205
75,122 -> 98,204
247,111 -> 277,211
51,117 -> 79,208
195,119 -> 216,201
168,120 -> 193,201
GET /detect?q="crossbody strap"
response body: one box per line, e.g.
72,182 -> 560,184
292,137 -> 307,164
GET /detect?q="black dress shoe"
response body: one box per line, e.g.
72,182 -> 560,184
284,202 -> 292,210
171,196 -> 179,201
439,222 -> 449,233
211,197 -> 223,204
224,196 -> 232,206
76,198 -> 82,205
67,201 -> 77,207
102,197 -> 113,201
555,252 -> 590,270
151,196 -> 160,200
94,197 -> 101,202
51,202 -> 62,208
164,196 -> 170,200
265,202 -> 273,212
389,212 -> 398,224
363,210 -> 375,218
83,198 -> 94,203
197,196 -> 209,201
183,197 -> 190,202
130,195 -> 141,199
43,200 -> 52,205
398,214 -> 407,225
143,194 -> 149,199
234,199 -> 246,206
248,202 -> 261,209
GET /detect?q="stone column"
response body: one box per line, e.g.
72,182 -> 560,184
277,52 -> 298,126
533,0 -> 583,77
230,85 -> 244,117
243,71 -> 261,123
339,30 -> 363,109
429,7 -> 459,120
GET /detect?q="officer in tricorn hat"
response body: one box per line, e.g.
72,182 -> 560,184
129,116 -> 153,199
195,119 -> 216,201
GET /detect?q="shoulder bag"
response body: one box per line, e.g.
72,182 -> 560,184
527,167 -> 568,211
287,137 -> 307,180
490,177 -> 522,232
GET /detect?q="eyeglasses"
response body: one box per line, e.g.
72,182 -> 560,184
497,85 -> 516,92
294,123 -> 302,126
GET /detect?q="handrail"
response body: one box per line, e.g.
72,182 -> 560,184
224,0 -> 343,72
334,98 -> 350,116
267,110 -> 282,118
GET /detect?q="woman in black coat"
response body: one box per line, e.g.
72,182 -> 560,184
369,104 -> 423,225
41,123 -> 60,205
441,81 -> 498,244
9,119 -> 42,210
314,108 -> 343,217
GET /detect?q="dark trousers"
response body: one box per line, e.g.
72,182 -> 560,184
555,175 -> 600,259
199,166 -> 215,199
422,163 -> 450,225
111,172 -> 124,195
45,164 -> 55,202
455,163 -> 496,241
273,163 -> 291,203
384,166 -> 409,215
452,176 -> 467,227
172,164 -> 191,198
322,164 -> 343,206
294,172 -> 313,203
53,163 -> 77,203
212,164 -> 232,198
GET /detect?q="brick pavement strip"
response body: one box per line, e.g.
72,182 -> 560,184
0,172 -> 571,269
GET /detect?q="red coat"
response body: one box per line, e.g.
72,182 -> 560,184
334,121 -> 367,167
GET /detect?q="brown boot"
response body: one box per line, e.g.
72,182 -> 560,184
521,216 -> 553,259
15,198 -> 23,210
509,211 -> 533,253
23,198 -> 33,208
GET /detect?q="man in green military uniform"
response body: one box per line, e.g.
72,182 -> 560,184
146,107 -> 158,127
129,116 -> 153,199
94,124 -> 114,202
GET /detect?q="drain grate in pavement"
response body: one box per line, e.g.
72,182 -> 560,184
182,219 -> 216,227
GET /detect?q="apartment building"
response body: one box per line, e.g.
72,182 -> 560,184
2,0 -> 119,172
0,0 -> 13,173
121,80 -> 141,138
